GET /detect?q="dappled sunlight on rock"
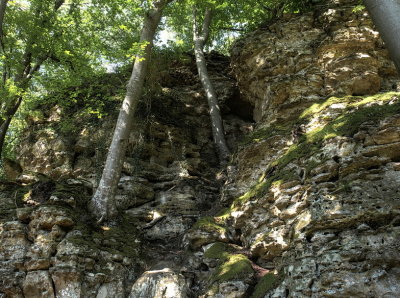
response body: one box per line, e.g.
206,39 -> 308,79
1,1 -> 400,297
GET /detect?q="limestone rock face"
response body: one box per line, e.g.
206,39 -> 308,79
129,268 -> 188,298
2,1 -> 400,297
220,95 -> 400,296
3,52 -> 245,297
17,127 -> 74,179
2,158 -> 22,181
23,271 -> 55,298
215,2 -> 400,295
0,181 -> 142,298
231,1 -> 398,124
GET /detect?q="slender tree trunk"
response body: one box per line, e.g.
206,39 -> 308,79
0,117 -> 12,154
90,0 -> 171,222
364,0 -> 400,73
192,7 -> 230,163
0,0 -> 8,37
0,96 -> 21,155
0,0 -> 9,77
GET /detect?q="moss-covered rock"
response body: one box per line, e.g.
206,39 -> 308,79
211,254 -> 253,283
251,273 -> 278,298
186,217 -> 231,249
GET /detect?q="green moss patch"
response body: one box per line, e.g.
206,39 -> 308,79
251,273 -> 278,298
274,95 -> 400,170
231,168 -> 297,209
203,242 -> 255,291
232,179 -> 270,207
241,124 -> 292,146
211,254 -> 254,283
270,93 -> 400,174
192,216 -> 228,234
225,92 -> 400,216
204,242 -> 238,259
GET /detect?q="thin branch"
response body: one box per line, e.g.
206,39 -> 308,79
54,0 -> 65,11
192,7 -> 213,47
26,54 -> 48,80
219,27 -> 246,32
201,8 -> 213,44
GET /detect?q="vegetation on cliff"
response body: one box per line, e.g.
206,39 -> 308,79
1,1 -> 400,297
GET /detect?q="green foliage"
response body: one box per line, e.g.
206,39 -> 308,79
165,0 -> 324,54
0,0 -> 146,160
34,72 -> 127,140
352,4 -> 365,13
145,45 -> 192,95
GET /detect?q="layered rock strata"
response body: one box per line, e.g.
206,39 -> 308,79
1,54 -> 250,297
2,1 -> 400,297
192,2 -> 400,297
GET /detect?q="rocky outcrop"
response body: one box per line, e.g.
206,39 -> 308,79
220,94 -> 400,297
0,179 -> 142,297
231,1 -> 398,124
2,1 -> 400,297
129,267 -> 189,298
1,53 -> 250,297
180,2 -> 400,298
202,2 -> 400,297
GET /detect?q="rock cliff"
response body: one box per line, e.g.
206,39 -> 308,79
1,1 -> 400,297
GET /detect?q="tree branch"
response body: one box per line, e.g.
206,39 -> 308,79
201,8 -> 213,44
220,27 -> 245,32
26,54 -> 49,80
192,7 -> 213,47
54,0 -> 65,11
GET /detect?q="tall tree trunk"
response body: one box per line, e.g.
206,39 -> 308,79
0,0 -> 8,78
0,96 -> 21,155
90,0 -> 171,223
0,117 -> 12,155
193,7 -> 230,163
0,0 -> 8,38
364,0 -> 400,73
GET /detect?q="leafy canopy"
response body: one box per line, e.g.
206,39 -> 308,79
164,0 -> 321,53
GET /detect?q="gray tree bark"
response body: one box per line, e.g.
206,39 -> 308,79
0,0 -> 8,38
364,0 -> 400,73
0,96 -> 21,154
193,7 -> 230,163
90,0 -> 172,222
0,0 -> 8,82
